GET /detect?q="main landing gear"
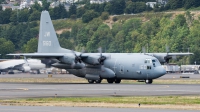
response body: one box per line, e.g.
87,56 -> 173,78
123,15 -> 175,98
107,78 -> 121,84
88,79 -> 102,84
87,78 -> 121,84
145,79 -> 153,84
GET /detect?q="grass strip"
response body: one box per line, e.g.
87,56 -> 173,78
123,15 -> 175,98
1,96 -> 200,105
0,78 -> 200,84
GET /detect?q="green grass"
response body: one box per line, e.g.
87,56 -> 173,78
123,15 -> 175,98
1,96 -> 200,105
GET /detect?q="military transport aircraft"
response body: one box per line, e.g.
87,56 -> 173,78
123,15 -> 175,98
8,11 -> 167,84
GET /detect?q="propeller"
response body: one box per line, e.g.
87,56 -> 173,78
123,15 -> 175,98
165,44 -> 170,54
71,48 -> 85,63
165,44 -> 176,63
142,46 -> 146,54
70,48 -> 85,68
97,47 -> 106,65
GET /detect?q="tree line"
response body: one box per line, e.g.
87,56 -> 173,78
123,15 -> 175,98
0,0 -> 200,64
1,0 -> 200,24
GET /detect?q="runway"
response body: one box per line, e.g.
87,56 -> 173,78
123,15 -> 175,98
0,82 -> 200,99
0,73 -> 200,112
0,105 -> 198,112
0,73 -> 200,99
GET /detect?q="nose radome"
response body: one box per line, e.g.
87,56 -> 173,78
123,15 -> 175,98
155,66 -> 166,78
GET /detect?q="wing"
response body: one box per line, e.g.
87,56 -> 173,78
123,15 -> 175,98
167,53 -> 194,56
0,60 -> 25,70
7,53 -> 65,58
146,52 -> 194,63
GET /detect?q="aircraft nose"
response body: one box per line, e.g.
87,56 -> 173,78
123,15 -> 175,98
155,66 -> 166,78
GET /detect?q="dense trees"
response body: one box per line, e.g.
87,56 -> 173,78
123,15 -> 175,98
2,0 -> 200,63
0,38 -> 15,58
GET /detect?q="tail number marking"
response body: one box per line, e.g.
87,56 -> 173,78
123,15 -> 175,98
44,32 -> 50,37
43,41 -> 51,46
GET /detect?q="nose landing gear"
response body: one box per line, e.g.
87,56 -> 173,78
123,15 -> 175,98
145,79 -> 153,84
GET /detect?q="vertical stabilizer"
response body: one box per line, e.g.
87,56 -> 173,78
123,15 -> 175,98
37,11 -> 70,53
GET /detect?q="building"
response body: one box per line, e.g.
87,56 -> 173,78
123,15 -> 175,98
90,0 -> 110,4
146,2 -> 157,8
156,0 -> 168,5
1,4 -> 20,10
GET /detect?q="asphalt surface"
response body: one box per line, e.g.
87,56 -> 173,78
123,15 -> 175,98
0,73 -> 200,112
0,73 -> 200,99
0,105 -> 199,112
0,82 -> 200,99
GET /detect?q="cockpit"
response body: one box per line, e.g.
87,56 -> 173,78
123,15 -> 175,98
144,58 -> 161,68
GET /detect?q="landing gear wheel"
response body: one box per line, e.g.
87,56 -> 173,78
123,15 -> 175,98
8,72 -> 14,74
95,79 -> 102,83
37,70 -> 41,74
88,80 -> 94,84
115,79 -> 121,84
145,79 -> 153,84
107,78 -> 115,84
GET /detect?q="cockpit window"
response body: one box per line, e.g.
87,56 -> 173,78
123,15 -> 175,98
145,59 -> 152,63
152,60 -> 156,63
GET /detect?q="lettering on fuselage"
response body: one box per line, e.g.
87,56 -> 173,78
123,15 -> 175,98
140,65 -> 152,70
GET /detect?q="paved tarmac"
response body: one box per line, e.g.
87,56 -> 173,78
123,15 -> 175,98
0,105 -> 199,112
0,73 -> 200,112
0,82 -> 200,99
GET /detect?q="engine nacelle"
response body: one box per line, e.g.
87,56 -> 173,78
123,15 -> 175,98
52,62 -> 84,69
152,54 -> 169,63
22,66 -> 31,72
59,54 -> 75,65
82,56 -> 100,65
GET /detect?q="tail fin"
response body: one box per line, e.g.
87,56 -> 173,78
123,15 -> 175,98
37,11 -> 70,53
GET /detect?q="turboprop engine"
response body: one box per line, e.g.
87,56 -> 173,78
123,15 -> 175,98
52,62 -> 84,69
152,54 -> 172,64
59,54 -> 76,65
82,55 -> 101,65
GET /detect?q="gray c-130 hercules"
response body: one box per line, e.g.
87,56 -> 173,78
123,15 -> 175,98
8,11 -> 166,84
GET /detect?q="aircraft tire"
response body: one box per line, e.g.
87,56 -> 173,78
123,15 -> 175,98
95,79 -> 102,83
107,78 -> 115,84
115,79 -> 121,84
88,79 -> 95,84
8,72 -> 14,74
145,79 -> 153,84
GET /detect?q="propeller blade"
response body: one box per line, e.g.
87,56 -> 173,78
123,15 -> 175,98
166,44 -> 170,53
172,55 -> 177,60
97,47 -> 106,65
71,49 -> 82,63
71,61 -> 76,69
142,46 -> 146,54
98,47 -> 102,56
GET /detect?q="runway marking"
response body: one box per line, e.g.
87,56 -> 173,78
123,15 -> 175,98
17,88 -> 29,90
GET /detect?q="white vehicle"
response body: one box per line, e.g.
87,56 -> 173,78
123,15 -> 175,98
0,59 -> 46,74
